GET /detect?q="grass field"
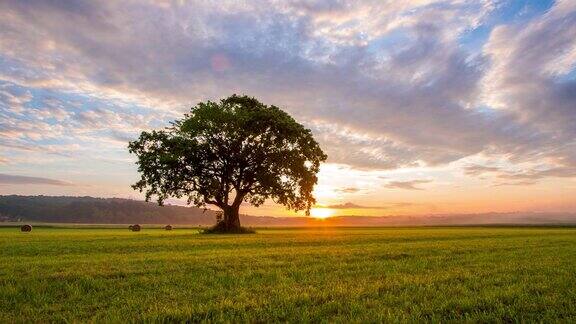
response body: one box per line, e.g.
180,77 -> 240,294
1,226 -> 575,322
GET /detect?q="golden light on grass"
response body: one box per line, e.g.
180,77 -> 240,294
310,207 -> 335,219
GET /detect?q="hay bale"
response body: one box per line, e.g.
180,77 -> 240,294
20,224 -> 32,232
131,224 -> 141,232
164,225 -> 173,231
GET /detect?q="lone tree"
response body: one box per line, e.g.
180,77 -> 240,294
129,95 -> 327,233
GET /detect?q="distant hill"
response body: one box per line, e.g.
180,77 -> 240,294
0,195 -> 575,226
0,195 -> 218,225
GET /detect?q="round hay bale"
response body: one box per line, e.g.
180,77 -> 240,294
131,224 -> 141,232
20,224 -> 33,232
164,225 -> 173,231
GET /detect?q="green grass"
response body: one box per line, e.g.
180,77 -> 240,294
1,226 -> 575,322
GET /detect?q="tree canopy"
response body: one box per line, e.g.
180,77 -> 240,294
128,95 -> 327,232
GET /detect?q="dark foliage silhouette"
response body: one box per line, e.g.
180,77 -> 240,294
0,195 -> 217,224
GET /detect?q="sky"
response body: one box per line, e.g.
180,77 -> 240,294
1,0 -> 575,218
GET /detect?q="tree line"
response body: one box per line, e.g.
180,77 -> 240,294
0,195 -> 217,224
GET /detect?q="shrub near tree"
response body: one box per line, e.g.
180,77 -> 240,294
129,95 -> 326,233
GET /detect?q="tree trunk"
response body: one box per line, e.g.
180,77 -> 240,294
222,206 -> 241,231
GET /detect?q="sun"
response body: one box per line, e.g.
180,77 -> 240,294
310,208 -> 335,219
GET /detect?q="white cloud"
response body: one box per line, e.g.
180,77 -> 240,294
0,0 -> 574,183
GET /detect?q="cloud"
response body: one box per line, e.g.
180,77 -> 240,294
463,164 -> 501,176
492,180 -> 537,187
326,202 -> 371,209
324,201 -> 433,210
0,0 -> 574,183
480,0 -> 576,173
497,167 -> 576,181
0,1 -> 500,168
334,187 -> 362,194
0,81 -> 165,161
463,163 -> 576,182
384,180 -> 432,190
0,173 -> 74,186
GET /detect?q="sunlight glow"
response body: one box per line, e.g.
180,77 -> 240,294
310,208 -> 335,219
